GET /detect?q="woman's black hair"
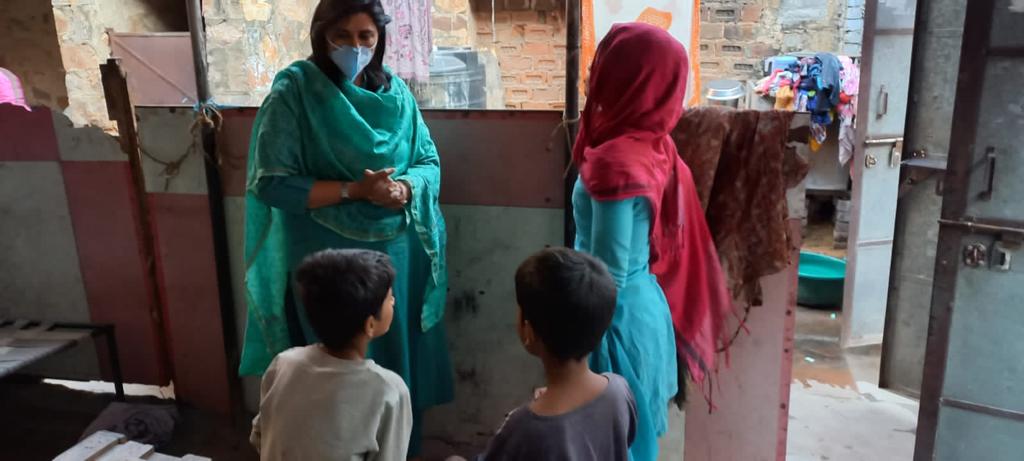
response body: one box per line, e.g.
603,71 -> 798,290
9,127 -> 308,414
309,0 -> 392,91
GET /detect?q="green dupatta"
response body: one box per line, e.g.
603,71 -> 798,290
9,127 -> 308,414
239,60 -> 447,375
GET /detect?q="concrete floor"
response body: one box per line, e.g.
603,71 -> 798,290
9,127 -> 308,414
787,307 -> 919,461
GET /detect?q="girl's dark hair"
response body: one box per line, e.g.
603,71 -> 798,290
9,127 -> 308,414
295,249 -> 396,350
309,0 -> 392,91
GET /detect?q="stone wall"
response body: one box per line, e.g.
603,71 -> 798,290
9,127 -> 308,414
1,0 -> 69,111
52,0 -> 185,128
699,0 -> 852,85
842,0 -> 865,56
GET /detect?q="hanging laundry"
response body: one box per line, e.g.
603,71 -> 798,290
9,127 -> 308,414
774,85 -> 795,110
839,120 -> 856,165
672,106 -> 809,309
814,52 -> 843,108
836,55 -> 860,166
0,68 -> 29,111
380,0 -> 432,83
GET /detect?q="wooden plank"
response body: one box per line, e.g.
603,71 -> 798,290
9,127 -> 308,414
96,440 -> 154,461
54,430 -> 125,461
145,453 -> 181,461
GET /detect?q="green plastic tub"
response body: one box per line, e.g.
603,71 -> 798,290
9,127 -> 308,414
797,251 -> 847,308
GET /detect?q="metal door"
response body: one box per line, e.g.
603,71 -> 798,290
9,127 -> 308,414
879,0 -> 967,397
916,0 -> 1024,459
842,0 -> 917,347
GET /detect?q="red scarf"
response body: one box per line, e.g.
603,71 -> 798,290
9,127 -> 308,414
573,23 -> 734,397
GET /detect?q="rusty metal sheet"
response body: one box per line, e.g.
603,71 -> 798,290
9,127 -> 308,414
109,33 -> 197,107
217,109 -> 568,208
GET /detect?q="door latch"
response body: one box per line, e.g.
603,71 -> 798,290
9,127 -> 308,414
890,140 -> 903,168
993,242 -> 1013,272
963,243 -> 987,268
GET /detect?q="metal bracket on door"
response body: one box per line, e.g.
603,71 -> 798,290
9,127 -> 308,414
864,137 -> 903,169
977,147 -> 997,201
876,84 -> 889,118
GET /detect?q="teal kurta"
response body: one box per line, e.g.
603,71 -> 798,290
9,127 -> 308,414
240,60 -> 453,454
573,179 -> 678,461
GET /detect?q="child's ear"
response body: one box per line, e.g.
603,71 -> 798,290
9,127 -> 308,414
364,316 -> 377,339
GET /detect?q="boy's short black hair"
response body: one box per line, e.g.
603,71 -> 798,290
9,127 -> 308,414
514,247 -> 617,361
295,249 -> 396,350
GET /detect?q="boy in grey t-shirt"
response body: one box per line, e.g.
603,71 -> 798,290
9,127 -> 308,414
478,248 -> 638,461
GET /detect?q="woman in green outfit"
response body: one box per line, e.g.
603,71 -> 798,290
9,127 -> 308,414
239,0 -> 452,456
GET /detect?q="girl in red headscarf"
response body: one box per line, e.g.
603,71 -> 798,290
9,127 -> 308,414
573,23 -> 733,461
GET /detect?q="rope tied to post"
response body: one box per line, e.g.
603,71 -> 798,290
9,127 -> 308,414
547,115 -> 581,179
140,100 -> 225,191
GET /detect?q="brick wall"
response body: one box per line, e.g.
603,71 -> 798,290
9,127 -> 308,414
432,0 -> 566,110
699,0 -> 848,85
471,0 -> 566,110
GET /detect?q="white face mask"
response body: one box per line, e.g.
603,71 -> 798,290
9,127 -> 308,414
329,44 -> 374,82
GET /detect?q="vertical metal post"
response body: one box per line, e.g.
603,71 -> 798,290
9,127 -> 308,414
100,59 -> 175,384
102,325 -> 126,401
187,0 -> 241,399
564,0 -> 581,248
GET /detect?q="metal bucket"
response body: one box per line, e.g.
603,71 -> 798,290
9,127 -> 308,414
705,79 -> 745,108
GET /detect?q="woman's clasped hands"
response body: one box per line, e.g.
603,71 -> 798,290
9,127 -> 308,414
350,168 -> 410,210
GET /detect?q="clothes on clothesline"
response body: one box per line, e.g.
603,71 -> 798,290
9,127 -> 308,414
672,106 -> 809,309
755,53 -> 860,163
837,55 -> 860,166
380,0 -> 432,83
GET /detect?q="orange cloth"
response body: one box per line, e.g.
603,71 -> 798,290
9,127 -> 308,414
580,1 -> 701,106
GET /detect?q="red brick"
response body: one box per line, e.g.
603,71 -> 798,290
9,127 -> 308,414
532,86 -> 562,102
504,0 -> 532,10
506,87 -> 532,101
433,14 -> 468,31
525,25 -> 554,42
741,5 -> 763,22
700,60 -> 723,70
718,43 -> 744,55
522,41 -> 554,56
502,55 -> 534,71
501,74 -> 521,85
749,43 -> 780,59
724,24 -> 740,40
496,24 -> 526,43
510,10 -> 539,23
498,44 -> 521,56
712,8 -> 737,22
522,101 -> 554,110
701,23 -> 724,39
522,72 -> 548,85
534,58 -> 557,70
505,102 -> 522,110
435,0 -> 468,14
550,102 -> 566,111
476,21 -> 493,35
740,24 -> 755,41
